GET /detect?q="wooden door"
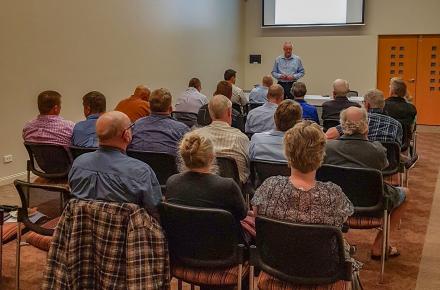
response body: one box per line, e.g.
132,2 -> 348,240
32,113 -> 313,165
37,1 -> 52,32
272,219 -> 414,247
415,36 -> 440,125
377,36 -> 418,100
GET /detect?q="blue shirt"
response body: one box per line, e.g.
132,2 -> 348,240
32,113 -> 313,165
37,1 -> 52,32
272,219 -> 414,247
245,102 -> 278,134
296,99 -> 319,124
249,85 -> 269,103
272,54 -> 305,82
68,147 -> 162,217
249,130 -> 287,163
71,114 -> 100,147
128,113 -> 190,156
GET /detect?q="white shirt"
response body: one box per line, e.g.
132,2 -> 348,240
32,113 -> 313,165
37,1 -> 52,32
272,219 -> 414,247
231,84 -> 248,106
175,87 -> 208,114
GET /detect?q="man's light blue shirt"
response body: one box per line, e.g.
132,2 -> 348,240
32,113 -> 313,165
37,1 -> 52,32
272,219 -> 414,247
71,114 -> 100,148
245,102 -> 278,134
175,87 -> 208,114
272,54 -> 305,82
68,147 -> 162,216
249,85 -> 269,103
296,99 -> 320,124
249,130 -> 287,163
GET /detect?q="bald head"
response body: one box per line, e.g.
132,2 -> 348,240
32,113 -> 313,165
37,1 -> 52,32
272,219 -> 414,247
96,111 -> 131,147
267,84 -> 284,104
340,107 -> 368,136
133,85 -> 151,101
262,75 -> 274,87
208,94 -> 232,123
333,79 -> 350,97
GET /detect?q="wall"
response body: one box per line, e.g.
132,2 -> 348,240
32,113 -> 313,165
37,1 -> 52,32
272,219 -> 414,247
0,0 -> 244,181
243,0 -> 440,95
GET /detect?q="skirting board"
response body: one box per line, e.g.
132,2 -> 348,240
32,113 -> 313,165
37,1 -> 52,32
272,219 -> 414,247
0,171 -> 35,187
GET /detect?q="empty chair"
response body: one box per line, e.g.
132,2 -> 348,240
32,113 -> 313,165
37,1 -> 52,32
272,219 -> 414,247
171,111 -> 198,128
69,146 -> 97,160
250,160 -> 290,188
250,216 -> 352,289
160,202 -> 247,290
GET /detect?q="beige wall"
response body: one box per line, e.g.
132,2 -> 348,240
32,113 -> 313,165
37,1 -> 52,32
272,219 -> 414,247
243,0 -> 440,94
0,0 -> 244,180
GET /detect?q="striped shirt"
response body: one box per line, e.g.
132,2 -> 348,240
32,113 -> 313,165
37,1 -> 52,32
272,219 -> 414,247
195,121 -> 250,183
231,84 -> 248,106
23,115 -> 75,146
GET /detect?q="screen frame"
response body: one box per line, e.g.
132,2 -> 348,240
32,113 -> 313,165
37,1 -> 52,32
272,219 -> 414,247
261,0 -> 365,28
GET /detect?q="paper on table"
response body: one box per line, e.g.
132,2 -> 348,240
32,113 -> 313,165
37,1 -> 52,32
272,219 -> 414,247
4,211 -> 47,223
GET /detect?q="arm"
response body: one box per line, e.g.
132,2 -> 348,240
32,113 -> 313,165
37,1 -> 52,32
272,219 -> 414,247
271,58 -> 282,80
227,180 -> 248,220
293,57 -> 305,80
140,168 -> 162,220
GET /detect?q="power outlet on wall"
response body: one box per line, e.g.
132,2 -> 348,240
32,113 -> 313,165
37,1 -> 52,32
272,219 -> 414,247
3,155 -> 13,163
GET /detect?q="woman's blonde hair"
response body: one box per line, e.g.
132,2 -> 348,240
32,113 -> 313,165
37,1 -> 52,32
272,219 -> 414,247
284,121 -> 326,173
179,131 -> 214,170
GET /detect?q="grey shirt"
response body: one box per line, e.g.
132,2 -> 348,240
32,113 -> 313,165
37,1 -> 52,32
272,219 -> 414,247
68,146 -> 162,218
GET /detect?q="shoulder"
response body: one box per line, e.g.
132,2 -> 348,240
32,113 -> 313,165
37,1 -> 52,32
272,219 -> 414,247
59,117 -> 75,128
316,181 -> 343,195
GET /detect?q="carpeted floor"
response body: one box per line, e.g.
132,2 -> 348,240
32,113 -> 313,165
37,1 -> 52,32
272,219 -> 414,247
0,131 -> 439,290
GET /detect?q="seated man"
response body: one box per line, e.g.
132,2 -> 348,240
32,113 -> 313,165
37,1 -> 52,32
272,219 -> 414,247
129,88 -> 190,156
245,84 -> 284,134
195,95 -> 250,184
322,79 -> 361,121
175,77 -> 208,114
326,89 -> 403,145
225,69 -> 248,107
248,75 -> 273,103
71,91 -> 106,147
384,77 -> 417,131
291,82 -> 319,124
324,107 -> 407,259
115,85 -> 150,122
69,111 -> 162,219
249,99 -> 302,162
23,90 -> 74,146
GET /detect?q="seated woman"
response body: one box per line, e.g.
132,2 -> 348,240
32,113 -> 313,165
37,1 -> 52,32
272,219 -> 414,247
251,120 -> 362,289
166,131 -> 248,235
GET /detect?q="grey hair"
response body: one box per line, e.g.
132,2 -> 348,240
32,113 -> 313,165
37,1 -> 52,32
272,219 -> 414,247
364,89 -> 385,109
340,108 -> 368,136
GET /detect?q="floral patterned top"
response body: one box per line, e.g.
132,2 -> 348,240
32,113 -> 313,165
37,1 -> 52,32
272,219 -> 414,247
251,176 -> 354,227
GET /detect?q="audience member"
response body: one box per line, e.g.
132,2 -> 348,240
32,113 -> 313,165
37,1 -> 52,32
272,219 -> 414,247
195,95 -> 250,184
245,84 -> 284,134
129,88 -> 189,156
68,111 -> 162,219
248,75 -> 273,103
326,89 -> 403,145
166,131 -> 247,237
384,77 -> 417,129
23,90 -> 74,146
321,79 -> 361,120
174,77 -> 208,114
249,99 -> 302,162
115,85 -> 150,122
71,91 -> 106,147
324,106 -> 407,259
224,69 -> 247,107
291,82 -> 319,124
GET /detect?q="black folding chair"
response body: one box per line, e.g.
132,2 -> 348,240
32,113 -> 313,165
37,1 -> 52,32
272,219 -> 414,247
160,202 -> 246,290
171,111 -> 198,128
126,150 -> 178,192
216,156 -> 241,187
346,90 -> 359,97
322,119 -> 340,132
248,102 -> 264,111
250,160 -> 290,188
249,216 -> 352,289
197,104 -> 211,126
69,146 -> 98,160
380,142 -> 403,186
316,164 -> 390,282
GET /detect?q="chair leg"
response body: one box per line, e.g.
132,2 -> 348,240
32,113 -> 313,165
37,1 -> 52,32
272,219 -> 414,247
237,263 -> 243,290
177,279 -> 183,290
16,222 -> 21,290
380,211 -> 388,283
249,265 -> 255,290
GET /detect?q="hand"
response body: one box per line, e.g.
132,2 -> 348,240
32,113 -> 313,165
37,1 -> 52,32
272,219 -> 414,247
280,74 -> 288,80
286,75 -> 295,81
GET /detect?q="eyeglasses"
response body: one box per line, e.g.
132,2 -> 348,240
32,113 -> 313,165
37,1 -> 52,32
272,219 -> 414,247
122,122 -> 135,137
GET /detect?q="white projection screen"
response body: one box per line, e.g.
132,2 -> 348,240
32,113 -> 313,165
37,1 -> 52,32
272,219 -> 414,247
263,0 -> 365,27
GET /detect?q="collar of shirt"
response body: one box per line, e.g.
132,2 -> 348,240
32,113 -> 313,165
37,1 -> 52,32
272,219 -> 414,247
86,113 -> 100,120
295,98 -> 306,103
210,121 -> 230,128
267,129 -> 285,137
99,145 -> 126,154
368,108 -> 386,115
149,112 -> 172,119
281,55 -> 294,60
185,87 -> 199,94
388,96 -> 407,103
37,114 -> 63,121
263,102 -> 278,109
334,96 -> 349,101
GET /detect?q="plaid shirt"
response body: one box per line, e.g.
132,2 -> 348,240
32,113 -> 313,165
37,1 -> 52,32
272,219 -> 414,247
42,199 -> 170,290
23,115 -> 74,146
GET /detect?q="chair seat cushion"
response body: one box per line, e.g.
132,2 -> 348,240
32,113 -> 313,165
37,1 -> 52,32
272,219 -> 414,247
26,217 -> 60,251
172,262 -> 249,286
347,216 -> 383,229
2,222 -> 21,243
258,271 -> 351,290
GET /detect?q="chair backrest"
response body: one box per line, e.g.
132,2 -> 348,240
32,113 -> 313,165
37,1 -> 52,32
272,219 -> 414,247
232,103 -> 243,114
253,216 -> 351,284
380,142 -> 401,175
171,111 -> 198,128
322,119 -> 340,132
197,104 -> 211,126
69,146 -> 98,160
24,142 -> 72,178
251,160 -> 290,188
216,156 -> 241,186
400,122 -> 414,152
316,164 -> 384,215
346,90 -> 358,97
160,202 -> 242,268
248,102 -> 264,111
126,150 -> 178,185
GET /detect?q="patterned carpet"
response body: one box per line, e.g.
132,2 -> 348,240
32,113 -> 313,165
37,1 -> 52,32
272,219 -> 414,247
0,131 -> 439,290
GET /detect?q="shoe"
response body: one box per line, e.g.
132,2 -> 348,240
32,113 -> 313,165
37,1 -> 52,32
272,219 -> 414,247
371,246 -> 400,260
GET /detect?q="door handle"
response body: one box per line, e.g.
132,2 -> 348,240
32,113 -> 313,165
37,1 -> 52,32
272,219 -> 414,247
408,78 -> 415,83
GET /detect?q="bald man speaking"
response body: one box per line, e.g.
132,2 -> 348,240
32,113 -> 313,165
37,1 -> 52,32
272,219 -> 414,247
272,41 -> 305,99
68,111 -> 162,219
